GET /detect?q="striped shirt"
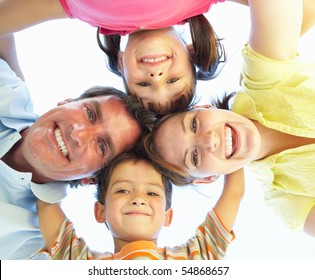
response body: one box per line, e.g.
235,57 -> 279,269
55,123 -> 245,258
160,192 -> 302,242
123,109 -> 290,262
33,209 -> 235,260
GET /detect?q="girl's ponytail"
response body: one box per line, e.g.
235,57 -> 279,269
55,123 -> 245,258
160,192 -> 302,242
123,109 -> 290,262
187,15 -> 226,80
97,28 -> 122,77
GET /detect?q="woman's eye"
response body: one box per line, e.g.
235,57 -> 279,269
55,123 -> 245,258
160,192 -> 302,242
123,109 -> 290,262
86,106 -> 95,123
167,78 -> 179,83
137,82 -> 151,87
191,117 -> 197,133
98,139 -> 107,156
192,149 -> 199,167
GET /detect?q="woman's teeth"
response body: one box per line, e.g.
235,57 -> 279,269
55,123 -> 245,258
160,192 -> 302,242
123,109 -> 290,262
54,128 -> 69,158
225,125 -> 233,158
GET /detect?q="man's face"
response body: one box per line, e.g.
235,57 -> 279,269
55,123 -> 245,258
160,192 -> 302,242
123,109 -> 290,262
22,95 -> 141,182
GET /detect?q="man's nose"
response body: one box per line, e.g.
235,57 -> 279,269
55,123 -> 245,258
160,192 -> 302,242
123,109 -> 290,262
71,123 -> 92,146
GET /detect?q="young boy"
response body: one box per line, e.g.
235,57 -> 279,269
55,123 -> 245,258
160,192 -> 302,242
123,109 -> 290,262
34,152 -> 244,260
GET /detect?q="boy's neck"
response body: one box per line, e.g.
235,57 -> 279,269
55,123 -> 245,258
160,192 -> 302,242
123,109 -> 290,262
113,238 -> 158,253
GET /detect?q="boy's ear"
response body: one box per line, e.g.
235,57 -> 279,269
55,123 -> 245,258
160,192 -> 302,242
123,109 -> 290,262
163,208 -> 174,227
94,201 -> 106,223
192,175 -> 219,185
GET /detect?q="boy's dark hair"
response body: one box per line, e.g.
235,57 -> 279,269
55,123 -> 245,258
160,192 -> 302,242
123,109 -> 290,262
69,86 -> 158,187
95,152 -> 173,210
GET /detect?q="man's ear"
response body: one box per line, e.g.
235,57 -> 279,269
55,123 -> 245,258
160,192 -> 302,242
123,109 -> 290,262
192,175 -> 219,185
80,177 -> 96,186
94,201 -> 106,223
57,98 -> 73,106
117,51 -> 124,73
163,208 -> 174,227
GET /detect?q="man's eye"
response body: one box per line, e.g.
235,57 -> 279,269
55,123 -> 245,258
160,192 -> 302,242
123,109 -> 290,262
191,117 -> 197,133
167,78 -> 179,83
137,82 -> 151,87
192,148 -> 199,167
98,139 -> 107,156
86,106 -> 95,123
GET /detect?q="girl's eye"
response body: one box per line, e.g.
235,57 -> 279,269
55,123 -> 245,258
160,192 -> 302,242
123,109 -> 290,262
137,82 -> 151,87
192,148 -> 199,167
116,189 -> 129,194
191,117 -> 197,133
167,78 -> 179,83
98,139 -> 107,156
86,106 -> 95,123
147,192 -> 159,197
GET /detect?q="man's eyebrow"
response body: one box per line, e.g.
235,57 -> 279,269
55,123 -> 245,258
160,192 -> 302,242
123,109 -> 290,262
105,135 -> 116,165
91,100 -> 103,121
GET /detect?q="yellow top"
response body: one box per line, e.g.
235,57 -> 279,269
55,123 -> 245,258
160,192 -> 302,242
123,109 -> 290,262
232,43 -> 315,231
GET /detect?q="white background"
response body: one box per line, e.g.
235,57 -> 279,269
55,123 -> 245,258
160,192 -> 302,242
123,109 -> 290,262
14,2 -> 315,259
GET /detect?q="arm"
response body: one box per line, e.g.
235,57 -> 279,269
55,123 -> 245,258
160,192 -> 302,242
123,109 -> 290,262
227,0 -> 313,36
0,0 -> 67,37
0,34 -> 24,80
36,199 -> 67,253
213,168 -> 244,232
304,206 -> 315,237
248,0 -> 302,60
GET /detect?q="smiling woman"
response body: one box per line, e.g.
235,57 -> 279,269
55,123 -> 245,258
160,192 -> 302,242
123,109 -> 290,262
13,1 -> 315,260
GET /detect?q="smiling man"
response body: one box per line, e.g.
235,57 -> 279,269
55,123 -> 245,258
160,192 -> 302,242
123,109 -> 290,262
0,34 -> 150,259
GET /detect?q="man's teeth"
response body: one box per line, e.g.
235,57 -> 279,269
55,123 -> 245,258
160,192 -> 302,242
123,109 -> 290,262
141,56 -> 168,63
54,128 -> 69,158
225,126 -> 233,158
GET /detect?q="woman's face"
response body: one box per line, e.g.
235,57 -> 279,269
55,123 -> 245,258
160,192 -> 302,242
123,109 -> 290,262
118,28 -> 194,113
154,107 -> 261,179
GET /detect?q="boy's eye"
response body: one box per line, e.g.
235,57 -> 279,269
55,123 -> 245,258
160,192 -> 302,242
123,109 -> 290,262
192,148 -> 199,167
167,78 -> 179,83
137,82 -> 151,87
191,117 -> 197,133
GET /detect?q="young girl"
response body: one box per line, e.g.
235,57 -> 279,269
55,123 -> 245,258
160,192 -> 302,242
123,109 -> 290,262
34,152 -> 244,259
144,0 -> 315,237
0,0 -> 249,114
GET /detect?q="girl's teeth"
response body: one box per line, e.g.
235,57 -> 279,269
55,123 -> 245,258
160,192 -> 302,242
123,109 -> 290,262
225,126 -> 233,158
141,56 -> 168,63
54,128 -> 69,158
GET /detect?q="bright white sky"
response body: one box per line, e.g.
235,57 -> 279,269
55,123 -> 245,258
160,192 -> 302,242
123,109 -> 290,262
14,2 -> 315,259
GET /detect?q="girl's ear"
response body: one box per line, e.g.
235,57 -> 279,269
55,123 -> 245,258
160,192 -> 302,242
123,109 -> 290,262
192,175 -> 219,185
163,208 -> 174,227
186,44 -> 195,56
117,51 -> 124,73
94,201 -> 106,223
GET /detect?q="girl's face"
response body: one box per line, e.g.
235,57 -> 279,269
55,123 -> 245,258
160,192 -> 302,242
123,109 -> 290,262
118,28 -> 194,113
154,107 -> 261,179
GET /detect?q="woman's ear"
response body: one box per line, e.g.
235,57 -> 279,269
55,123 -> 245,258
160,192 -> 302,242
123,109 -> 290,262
193,104 -> 214,109
186,44 -> 195,56
192,175 -> 219,185
117,51 -> 124,73
94,201 -> 106,223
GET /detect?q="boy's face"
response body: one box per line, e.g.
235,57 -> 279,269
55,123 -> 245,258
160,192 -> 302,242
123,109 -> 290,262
96,160 -> 173,243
